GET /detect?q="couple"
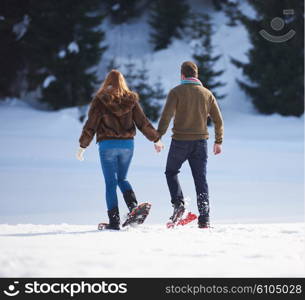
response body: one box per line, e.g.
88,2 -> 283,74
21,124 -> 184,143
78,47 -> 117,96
77,61 -> 224,230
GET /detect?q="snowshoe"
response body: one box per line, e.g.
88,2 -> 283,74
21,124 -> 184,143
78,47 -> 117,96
166,202 -> 185,228
122,202 -> 151,227
166,211 -> 197,228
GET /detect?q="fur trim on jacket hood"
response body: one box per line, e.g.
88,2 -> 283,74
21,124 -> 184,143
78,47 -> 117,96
98,91 -> 139,117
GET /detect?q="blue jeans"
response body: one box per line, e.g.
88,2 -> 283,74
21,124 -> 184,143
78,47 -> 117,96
99,140 -> 134,210
165,139 -> 209,222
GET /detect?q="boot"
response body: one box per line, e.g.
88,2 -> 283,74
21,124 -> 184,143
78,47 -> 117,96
169,201 -> 185,223
197,193 -> 210,229
198,215 -> 210,228
105,207 -> 120,230
123,190 -> 138,212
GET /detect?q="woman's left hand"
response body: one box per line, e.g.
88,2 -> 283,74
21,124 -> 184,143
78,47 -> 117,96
76,147 -> 85,161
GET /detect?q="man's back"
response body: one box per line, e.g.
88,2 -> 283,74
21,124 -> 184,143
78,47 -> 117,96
157,83 -> 223,144
156,61 -> 224,229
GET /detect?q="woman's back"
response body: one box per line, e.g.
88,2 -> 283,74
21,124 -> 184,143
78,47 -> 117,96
79,70 -> 159,148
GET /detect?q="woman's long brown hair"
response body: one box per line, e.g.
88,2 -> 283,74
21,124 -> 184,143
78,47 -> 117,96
96,69 -> 131,100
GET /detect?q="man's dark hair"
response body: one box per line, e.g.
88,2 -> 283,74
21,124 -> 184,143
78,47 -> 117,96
181,61 -> 198,78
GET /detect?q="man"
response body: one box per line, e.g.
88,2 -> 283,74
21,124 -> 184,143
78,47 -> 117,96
155,61 -> 224,228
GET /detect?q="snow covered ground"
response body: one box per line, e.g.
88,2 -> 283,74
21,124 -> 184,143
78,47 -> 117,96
0,99 -> 304,277
0,223 -> 304,277
0,3 -> 303,226
0,0 -> 304,277
0,99 -> 303,225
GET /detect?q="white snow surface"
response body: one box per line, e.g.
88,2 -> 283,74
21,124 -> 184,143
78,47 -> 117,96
0,99 -> 303,225
58,50 -> 66,59
12,15 -> 30,41
0,100 -> 304,224
0,223 -> 304,277
68,41 -> 79,54
112,4 -> 120,12
0,97 -> 304,277
42,75 -> 56,88
0,0 -> 304,277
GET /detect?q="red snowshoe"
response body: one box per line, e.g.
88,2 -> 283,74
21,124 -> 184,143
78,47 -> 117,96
166,211 -> 197,228
122,202 -> 151,227
166,203 -> 197,228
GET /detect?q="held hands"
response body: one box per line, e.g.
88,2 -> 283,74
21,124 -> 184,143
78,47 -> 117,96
76,147 -> 85,161
76,142 -> 219,157
154,140 -> 164,153
213,143 -> 222,155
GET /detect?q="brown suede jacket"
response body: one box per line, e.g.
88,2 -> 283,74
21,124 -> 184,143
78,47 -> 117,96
79,92 -> 159,148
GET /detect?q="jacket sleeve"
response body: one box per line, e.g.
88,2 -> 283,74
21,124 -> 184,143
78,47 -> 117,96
157,89 -> 177,138
79,97 -> 102,148
209,94 -> 224,144
132,101 -> 160,142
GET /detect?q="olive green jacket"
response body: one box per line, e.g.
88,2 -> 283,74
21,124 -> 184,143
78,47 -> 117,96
157,84 -> 224,144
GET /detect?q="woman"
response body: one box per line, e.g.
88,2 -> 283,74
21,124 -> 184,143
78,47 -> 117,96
76,70 -> 162,230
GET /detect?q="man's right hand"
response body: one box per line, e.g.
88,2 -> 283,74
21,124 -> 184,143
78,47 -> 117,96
213,143 -> 222,155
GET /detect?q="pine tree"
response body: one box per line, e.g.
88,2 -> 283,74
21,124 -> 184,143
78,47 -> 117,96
211,0 -> 242,26
223,0 -> 241,26
149,0 -> 190,51
106,57 -> 121,72
0,0 -> 29,98
150,78 -> 166,121
211,0 -> 227,11
23,1 -> 107,111
190,13 -> 226,100
232,0 -> 304,116
105,0 -> 141,24
124,59 -> 165,121
123,58 -> 138,90
134,63 -> 156,119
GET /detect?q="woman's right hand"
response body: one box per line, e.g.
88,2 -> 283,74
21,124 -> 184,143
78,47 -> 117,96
76,147 -> 85,161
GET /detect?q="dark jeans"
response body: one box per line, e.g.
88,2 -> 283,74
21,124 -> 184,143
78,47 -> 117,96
165,139 -> 209,222
99,140 -> 134,210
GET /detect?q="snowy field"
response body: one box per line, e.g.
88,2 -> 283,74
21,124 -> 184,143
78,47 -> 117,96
0,99 -> 303,225
0,1 -> 304,277
0,99 -> 304,277
0,223 -> 304,277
